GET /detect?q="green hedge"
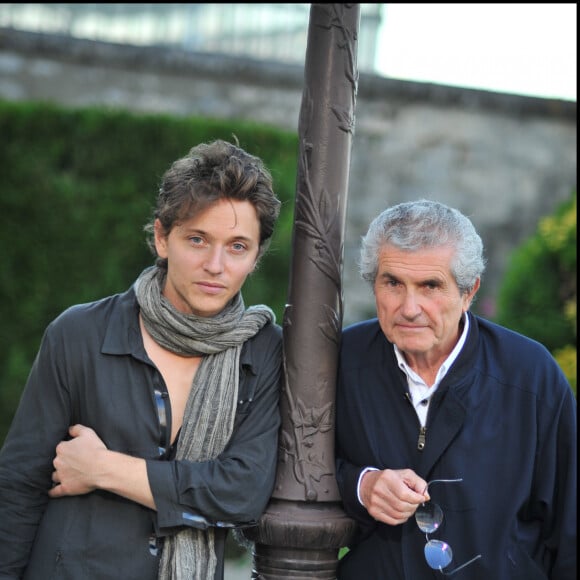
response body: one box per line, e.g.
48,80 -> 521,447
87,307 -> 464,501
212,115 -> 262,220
0,100 -> 298,443
495,190 -> 577,393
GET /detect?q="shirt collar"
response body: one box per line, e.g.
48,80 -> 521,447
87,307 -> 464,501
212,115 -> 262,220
394,312 -> 470,388
101,285 -> 143,356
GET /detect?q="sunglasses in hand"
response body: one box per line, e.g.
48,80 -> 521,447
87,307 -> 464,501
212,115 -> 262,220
415,478 -> 482,575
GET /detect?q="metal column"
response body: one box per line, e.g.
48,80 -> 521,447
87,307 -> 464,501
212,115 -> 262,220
244,5 -> 360,578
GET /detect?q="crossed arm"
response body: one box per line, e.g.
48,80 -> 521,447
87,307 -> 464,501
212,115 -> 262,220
49,423 -> 156,510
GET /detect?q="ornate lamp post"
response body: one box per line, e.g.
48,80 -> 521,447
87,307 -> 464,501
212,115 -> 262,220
244,5 -> 360,578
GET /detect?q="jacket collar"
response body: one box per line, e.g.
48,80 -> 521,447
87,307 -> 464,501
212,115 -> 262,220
414,312 -> 481,475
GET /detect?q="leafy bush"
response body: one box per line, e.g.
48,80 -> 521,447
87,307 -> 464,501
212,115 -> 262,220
495,190 -> 576,393
0,99 -> 298,443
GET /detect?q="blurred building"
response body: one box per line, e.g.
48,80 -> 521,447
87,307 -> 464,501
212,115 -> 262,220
0,3 -> 382,72
0,5 -> 575,325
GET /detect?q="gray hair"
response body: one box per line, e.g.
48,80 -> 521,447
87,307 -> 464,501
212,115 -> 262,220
359,199 -> 486,294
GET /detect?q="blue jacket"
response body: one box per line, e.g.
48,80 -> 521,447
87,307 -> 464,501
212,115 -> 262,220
336,313 -> 576,579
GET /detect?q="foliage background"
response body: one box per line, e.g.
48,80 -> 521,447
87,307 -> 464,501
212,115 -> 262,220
495,189 -> 577,394
0,99 -> 576,450
0,99 -> 298,443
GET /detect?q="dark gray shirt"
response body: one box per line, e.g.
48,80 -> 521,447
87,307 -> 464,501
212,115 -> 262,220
0,284 -> 282,580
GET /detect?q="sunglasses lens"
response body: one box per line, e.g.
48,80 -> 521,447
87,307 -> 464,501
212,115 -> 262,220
425,539 -> 453,570
415,501 -> 443,533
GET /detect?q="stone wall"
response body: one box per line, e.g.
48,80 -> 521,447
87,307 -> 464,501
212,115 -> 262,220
0,29 -> 576,324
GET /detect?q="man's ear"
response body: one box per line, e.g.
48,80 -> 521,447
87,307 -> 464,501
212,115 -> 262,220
153,219 -> 168,258
464,278 -> 481,310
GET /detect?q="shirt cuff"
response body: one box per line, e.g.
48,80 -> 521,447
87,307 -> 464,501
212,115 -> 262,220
357,466 -> 379,507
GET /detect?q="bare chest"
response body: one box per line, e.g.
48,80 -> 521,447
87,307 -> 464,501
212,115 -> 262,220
140,319 -> 202,444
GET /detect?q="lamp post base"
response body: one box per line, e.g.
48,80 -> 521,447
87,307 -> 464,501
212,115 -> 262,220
244,499 -> 357,579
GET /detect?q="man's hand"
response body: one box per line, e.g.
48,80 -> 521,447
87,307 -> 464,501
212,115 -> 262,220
48,424 -> 156,509
360,468 -> 429,525
49,424 -> 107,497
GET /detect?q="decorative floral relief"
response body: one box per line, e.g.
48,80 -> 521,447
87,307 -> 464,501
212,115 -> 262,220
279,394 -> 334,500
279,3 -> 359,499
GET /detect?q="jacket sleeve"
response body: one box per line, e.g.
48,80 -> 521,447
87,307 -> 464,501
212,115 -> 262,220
146,324 -> 282,533
335,458 -> 377,530
539,376 -> 577,580
0,324 -> 72,577
335,361 -> 378,539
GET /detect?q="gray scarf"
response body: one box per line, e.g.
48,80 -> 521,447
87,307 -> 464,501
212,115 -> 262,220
134,266 -> 275,580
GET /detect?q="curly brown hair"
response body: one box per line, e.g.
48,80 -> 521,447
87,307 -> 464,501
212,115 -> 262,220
144,139 -> 281,269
